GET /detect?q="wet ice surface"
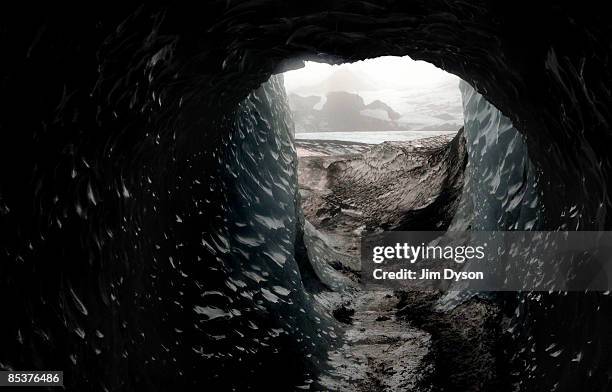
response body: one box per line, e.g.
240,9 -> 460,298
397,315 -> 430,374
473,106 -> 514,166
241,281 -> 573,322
451,81 -> 541,232
298,218 -> 432,390
296,139 -> 372,157
296,130 -> 457,144
318,291 -> 431,391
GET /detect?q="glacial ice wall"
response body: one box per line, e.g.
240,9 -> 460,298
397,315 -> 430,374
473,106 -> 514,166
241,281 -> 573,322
190,75 -> 333,389
453,81 -> 542,231
453,82 -> 612,391
0,68 -> 333,390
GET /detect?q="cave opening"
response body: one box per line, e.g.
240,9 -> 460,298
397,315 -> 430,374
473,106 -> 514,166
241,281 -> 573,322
3,4 -> 612,392
282,56 -> 465,258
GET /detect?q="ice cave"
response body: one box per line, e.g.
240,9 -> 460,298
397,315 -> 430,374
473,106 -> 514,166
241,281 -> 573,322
1,3 -> 612,391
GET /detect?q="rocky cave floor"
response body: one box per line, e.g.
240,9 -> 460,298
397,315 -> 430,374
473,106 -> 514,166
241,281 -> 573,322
297,137 -> 509,391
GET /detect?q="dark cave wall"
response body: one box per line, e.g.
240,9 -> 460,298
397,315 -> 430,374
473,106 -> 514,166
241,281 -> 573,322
1,2 -> 612,391
1,9 -> 333,387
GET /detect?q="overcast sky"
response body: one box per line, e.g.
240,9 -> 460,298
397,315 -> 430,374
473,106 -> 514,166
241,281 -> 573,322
283,56 -> 460,94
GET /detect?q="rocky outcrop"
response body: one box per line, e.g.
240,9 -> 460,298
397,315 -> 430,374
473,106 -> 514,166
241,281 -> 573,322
290,90 -> 405,133
300,130 -> 466,235
364,99 -> 401,121
288,93 -> 320,112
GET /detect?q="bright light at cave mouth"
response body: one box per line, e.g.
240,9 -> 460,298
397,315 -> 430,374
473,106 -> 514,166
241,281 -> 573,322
283,56 -> 463,144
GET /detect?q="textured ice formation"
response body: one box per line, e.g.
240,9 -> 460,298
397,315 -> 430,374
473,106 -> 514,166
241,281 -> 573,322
442,82 -> 542,302
450,82 -> 542,231
449,82 -> 612,392
189,75 -> 334,389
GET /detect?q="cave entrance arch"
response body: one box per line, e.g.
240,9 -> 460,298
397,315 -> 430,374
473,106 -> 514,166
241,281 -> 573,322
3,4 -> 612,392
201,2 -> 607,231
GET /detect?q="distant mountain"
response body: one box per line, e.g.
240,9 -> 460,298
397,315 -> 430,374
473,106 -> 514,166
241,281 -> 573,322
432,113 -> 455,121
287,69 -> 464,134
289,91 -> 405,133
288,94 -> 320,112
364,100 -> 401,121
293,67 -> 377,95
